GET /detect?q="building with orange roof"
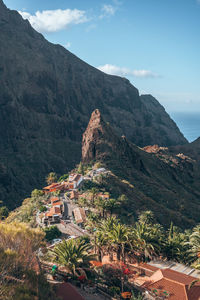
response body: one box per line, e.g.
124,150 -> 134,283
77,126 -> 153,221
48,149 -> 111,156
73,207 -> 86,225
50,197 -> 60,205
97,193 -> 109,200
45,206 -> 62,223
132,263 -> 200,300
43,182 -> 69,194
43,183 -> 60,194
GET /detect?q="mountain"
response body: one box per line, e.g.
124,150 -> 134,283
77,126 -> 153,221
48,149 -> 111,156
170,137 -> 200,164
0,0 -> 187,208
82,109 -> 200,228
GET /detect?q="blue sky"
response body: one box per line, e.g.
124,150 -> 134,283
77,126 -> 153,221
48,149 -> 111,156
3,0 -> 200,113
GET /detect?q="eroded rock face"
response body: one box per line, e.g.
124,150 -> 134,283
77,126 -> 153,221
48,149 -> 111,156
0,0 -> 187,207
82,110 -> 200,228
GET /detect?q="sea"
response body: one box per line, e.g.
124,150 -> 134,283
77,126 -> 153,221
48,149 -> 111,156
170,112 -> 200,143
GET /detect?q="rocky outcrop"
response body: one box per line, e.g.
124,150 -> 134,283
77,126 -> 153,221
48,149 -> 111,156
82,110 -> 200,228
0,0 -> 187,207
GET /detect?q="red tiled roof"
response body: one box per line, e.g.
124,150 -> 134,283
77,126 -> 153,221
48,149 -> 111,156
43,183 -> 60,190
52,201 -> 62,206
138,262 -> 159,273
56,282 -> 84,300
51,197 -> 59,202
143,268 -> 200,300
45,206 -> 61,217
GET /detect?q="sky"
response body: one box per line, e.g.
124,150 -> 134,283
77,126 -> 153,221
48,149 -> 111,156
3,0 -> 200,113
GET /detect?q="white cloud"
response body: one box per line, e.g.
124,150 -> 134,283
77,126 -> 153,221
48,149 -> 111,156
99,4 -> 117,19
19,9 -> 89,33
98,64 -> 159,78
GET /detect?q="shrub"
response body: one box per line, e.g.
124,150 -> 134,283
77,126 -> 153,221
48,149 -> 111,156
39,206 -> 47,213
44,226 -> 62,241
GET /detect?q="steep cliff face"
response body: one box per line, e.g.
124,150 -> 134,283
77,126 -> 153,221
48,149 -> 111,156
0,0 -> 187,207
82,110 -> 200,228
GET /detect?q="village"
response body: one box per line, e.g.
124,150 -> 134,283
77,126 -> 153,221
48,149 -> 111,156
38,167 -> 110,243
32,165 -> 200,300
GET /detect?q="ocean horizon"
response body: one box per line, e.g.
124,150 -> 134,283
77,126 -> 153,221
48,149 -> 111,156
170,112 -> 200,143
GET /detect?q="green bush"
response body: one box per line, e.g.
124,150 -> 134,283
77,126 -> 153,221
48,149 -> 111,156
44,226 -> 62,241
0,206 -> 9,220
39,206 -> 47,213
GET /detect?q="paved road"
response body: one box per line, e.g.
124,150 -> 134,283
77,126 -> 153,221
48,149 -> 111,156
62,195 -> 72,220
57,222 -> 86,237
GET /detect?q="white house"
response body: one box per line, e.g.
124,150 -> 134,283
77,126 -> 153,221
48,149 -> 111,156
69,174 -> 83,189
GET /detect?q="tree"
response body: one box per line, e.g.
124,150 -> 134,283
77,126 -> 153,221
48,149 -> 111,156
131,222 -> 162,261
108,223 -> 130,261
163,222 -> 190,263
0,206 -> 9,220
0,222 -> 48,299
94,196 -> 107,217
187,224 -> 200,263
138,210 -> 155,225
51,239 -> 96,275
44,226 -> 62,241
58,173 -> 69,182
105,198 -> 120,215
0,222 -> 45,270
92,231 -> 107,261
77,162 -> 85,175
89,187 -> 98,206
39,205 -> 47,213
31,189 -> 44,198
46,172 -> 57,185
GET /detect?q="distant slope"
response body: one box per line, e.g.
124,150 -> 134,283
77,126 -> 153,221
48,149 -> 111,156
170,137 -> 200,164
0,0 -> 187,208
82,110 -> 200,228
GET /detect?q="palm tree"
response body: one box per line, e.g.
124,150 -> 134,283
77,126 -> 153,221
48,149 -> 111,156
108,223 -> 130,262
138,210 -> 155,225
131,222 -> 161,261
51,239 -> 96,275
163,223 -> 190,263
187,225 -> 200,263
100,216 -> 118,230
46,172 -> 57,185
105,198 -> 119,216
92,231 -> 108,261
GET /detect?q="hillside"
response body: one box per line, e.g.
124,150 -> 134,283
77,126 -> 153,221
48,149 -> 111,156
0,0 -> 187,208
82,110 -> 200,228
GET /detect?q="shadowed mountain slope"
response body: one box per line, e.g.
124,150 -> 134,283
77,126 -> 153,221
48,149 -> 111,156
0,0 -> 187,208
82,110 -> 200,228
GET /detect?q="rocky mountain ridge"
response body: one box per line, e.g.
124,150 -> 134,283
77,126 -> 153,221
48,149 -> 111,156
0,0 -> 187,208
82,110 -> 200,228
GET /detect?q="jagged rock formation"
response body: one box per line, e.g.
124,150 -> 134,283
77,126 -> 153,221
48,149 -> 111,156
0,0 -> 187,208
82,110 -> 200,228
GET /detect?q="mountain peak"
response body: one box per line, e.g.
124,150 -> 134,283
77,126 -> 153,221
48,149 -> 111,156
82,109 -> 108,163
89,109 -> 103,126
0,0 -> 7,11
